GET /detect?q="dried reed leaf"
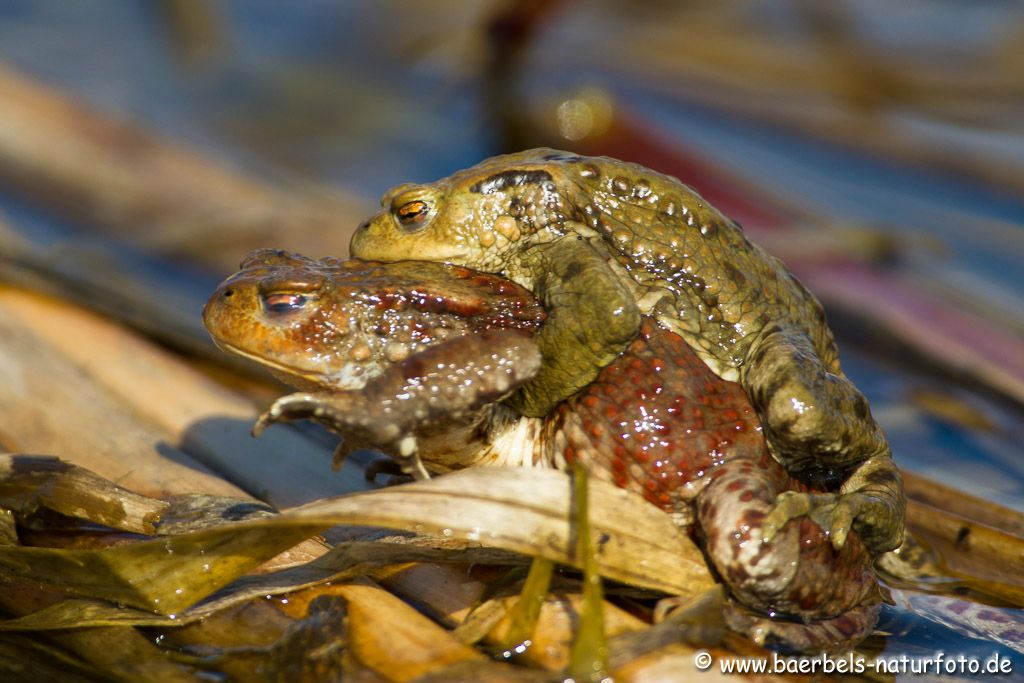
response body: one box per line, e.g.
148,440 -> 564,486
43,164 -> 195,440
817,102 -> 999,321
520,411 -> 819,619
0,467 -> 710,622
0,455 -> 167,535
281,468 -> 710,597
0,522 -> 326,614
907,500 -> 1024,603
0,285 -> 366,509
905,471 -> 1024,539
0,542 -> 525,631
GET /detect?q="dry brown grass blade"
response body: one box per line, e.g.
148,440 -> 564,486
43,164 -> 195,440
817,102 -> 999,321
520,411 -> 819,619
0,287 -> 248,500
608,587 -> 733,682
286,468 -> 711,597
29,628 -> 202,683
0,455 -> 168,536
904,470 -> 1024,539
0,572 -> 210,682
0,521 -> 328,614
76,541 -> 646,674
0,467 -> 709,618
0,63 -> 368,269
0,565 -> 483,682
906,500 -> 1024,604
0,461 -> 717,678
0,632 -> 131,683
0,288 -> 336,574
901,468 -> 1024,603
0,541 -> 526,631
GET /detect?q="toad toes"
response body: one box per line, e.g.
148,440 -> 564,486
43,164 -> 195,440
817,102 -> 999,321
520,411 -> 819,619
202,249 -> 545,478
204,250 -> 882,650
349,149 -> 904,555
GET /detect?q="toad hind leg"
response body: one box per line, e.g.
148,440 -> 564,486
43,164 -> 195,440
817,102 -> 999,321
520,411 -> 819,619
742,327 -> 905,554
506,237 -> 641,418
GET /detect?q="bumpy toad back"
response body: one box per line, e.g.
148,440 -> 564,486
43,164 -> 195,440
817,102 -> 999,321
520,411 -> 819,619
352,149 -> 830,377
350,149 -> 905,555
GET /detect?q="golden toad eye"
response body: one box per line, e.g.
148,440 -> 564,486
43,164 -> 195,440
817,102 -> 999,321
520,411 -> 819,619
263,292 -> 311,315
395,199 -> 431,228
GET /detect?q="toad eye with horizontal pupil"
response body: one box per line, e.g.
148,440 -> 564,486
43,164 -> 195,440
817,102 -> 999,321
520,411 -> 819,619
396,200 -> 431,228
263,292 -> 310,314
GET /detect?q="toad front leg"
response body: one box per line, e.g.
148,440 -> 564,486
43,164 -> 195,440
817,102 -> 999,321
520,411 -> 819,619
743,327 -> 906,554
506,237 -> 641,417
255,330 -> 541,479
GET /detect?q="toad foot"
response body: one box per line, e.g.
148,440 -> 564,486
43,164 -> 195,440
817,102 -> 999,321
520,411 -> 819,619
254,392 -> 430,480
763,454 -> 905,554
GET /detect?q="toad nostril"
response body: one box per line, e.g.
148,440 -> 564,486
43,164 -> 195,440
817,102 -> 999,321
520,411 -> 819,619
223,289 -> 234,298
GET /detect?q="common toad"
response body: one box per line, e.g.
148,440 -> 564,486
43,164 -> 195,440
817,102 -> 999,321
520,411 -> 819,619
348,149 -> 904,555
